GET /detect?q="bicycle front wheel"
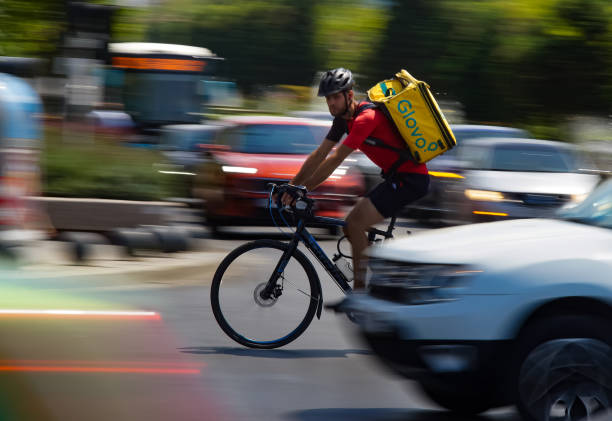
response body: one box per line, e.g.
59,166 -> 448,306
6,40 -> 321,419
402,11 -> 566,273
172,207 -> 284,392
210,239 -> 320,349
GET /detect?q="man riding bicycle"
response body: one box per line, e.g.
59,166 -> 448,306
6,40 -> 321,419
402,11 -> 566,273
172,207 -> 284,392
282,68 -> 430,290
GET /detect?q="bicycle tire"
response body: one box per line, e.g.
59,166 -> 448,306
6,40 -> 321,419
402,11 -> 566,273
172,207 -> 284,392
210,239 -> 321,349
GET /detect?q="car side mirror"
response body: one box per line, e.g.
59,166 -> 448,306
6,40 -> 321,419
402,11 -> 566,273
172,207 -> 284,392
199,144 -> 230,156
199,144 -> 230,151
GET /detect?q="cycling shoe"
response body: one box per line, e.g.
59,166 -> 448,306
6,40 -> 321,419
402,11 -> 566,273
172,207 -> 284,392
324,299 -> 347,313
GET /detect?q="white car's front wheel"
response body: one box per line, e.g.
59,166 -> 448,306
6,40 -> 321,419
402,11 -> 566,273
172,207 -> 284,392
516,316 -> 612,421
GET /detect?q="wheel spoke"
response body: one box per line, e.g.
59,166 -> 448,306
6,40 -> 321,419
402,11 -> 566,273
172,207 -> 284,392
282,276 -> 314,299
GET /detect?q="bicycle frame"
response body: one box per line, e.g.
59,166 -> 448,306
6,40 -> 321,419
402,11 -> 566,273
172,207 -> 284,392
299,218 -> 353,292
263,212 -> 396,318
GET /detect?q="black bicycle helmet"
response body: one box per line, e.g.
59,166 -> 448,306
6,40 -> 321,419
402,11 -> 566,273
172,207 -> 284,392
317,68 -> 354,97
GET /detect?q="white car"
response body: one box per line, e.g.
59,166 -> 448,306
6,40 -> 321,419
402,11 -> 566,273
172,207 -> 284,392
339,178 -> 612,421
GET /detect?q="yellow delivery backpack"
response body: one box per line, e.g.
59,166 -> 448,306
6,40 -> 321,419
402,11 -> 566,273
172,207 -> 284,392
367,70 -> 456,164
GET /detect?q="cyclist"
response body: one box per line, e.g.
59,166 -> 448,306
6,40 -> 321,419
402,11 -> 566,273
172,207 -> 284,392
282,68 -> 430,291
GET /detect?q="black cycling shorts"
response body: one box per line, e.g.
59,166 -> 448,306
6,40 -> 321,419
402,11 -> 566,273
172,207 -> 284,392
366,172 -> 430,218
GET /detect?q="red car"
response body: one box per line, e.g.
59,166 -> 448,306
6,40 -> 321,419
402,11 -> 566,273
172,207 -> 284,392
193,116 -> 364,234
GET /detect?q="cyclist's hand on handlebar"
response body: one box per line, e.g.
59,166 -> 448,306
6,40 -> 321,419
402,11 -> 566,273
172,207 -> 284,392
281,192 -> 296,207
274,184 -> 308,209
268,183 -> 290,207
269,190 -> 292,207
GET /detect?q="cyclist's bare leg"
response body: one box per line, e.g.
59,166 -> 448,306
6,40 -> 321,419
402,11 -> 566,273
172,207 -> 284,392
344,197 -> 384,290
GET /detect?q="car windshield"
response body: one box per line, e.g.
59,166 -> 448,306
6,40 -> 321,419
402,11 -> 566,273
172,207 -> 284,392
160,128 -> 216,151
488,144 -> 575,172
453,128 -> 529,142
558,179 -> 612,229
231,124 -> 327,154
444,127 -> 530,159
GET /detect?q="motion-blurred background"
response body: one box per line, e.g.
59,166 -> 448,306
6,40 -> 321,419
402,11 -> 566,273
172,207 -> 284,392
1,0 -> 611,241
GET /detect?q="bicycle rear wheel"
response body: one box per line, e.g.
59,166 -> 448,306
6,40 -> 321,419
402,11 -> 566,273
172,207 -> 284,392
210,239 -> 320,349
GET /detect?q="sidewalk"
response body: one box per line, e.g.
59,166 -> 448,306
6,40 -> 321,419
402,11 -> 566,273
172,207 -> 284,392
0,239 -> 226,283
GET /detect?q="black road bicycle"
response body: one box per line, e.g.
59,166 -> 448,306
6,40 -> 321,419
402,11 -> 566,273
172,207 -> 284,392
210,183 -> 398,349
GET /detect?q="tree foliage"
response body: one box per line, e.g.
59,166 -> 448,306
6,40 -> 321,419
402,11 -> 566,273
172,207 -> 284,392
1,0 -> 611,124
314,1 -> 388,78
0,0 -> 66,59
368,0 -> 612,122
147,0 -> 319,92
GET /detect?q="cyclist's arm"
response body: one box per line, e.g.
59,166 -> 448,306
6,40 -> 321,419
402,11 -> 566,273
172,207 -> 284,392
304,144 -> 354,191
303,111 -> 377,191
291,139 -> 336,185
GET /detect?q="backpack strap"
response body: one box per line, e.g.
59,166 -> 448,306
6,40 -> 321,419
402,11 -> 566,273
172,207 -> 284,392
351,102 -> 377,121
350,102 -> 415,179
363,137 -> 414,180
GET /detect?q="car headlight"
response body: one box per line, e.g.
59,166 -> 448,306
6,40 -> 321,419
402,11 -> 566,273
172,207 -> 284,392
221,166 -> 258,174
464,189 -> 505,201
368,259 -> 480,304
570,193 -> 588,204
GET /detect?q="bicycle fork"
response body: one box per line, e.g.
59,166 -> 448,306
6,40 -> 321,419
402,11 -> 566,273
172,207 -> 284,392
260,222 -> 325,319
260,235 -> 300,301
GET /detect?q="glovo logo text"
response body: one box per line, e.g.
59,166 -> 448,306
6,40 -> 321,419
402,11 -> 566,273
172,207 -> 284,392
397,100 -> 438,152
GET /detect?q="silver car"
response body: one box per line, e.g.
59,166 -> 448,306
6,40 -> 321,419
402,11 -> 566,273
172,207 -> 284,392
349,124 -> 532,219
440,137 -> 600,223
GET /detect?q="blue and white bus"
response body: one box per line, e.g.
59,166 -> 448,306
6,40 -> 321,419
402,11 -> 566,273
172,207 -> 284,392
107,42 -> 223,128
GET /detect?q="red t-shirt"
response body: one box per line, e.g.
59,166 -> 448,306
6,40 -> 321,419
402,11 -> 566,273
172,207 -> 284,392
326,102 -> 428,175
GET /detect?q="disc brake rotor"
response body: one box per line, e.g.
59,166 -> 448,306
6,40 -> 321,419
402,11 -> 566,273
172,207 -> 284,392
253,282 -> 279,307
